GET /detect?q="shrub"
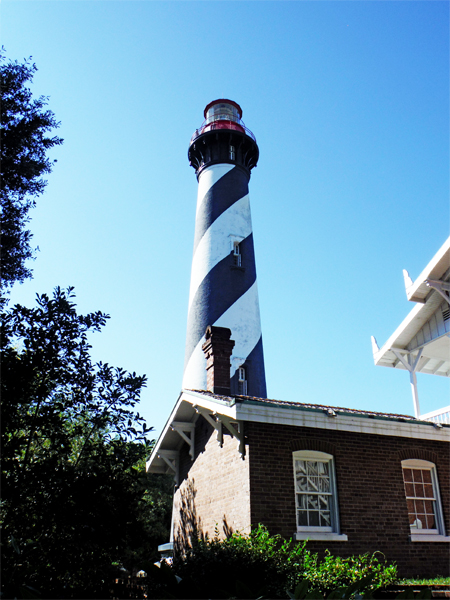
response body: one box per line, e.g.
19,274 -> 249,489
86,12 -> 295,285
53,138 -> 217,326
147,525 -> 398,599
171,524 -> 300,598
301,549 -> 398,595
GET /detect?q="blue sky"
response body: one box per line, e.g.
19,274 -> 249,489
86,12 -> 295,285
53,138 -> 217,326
3,1 -> 449,438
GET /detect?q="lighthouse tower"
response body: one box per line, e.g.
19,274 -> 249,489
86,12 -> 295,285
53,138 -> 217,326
183,99 -> 267,398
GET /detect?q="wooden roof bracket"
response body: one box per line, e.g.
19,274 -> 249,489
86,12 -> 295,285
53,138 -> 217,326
158,449 -> 179,485
193,405 -> 245,458
193,405 -> 223,447
170,421 -> 195,460
216,414 -> 245,458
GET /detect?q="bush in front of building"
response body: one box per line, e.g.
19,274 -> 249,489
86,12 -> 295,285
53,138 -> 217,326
300,548 -> 398,595
146,524 -> 398,599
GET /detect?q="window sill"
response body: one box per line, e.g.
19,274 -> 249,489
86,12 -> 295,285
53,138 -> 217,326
294,532 -> 348,542
410,534 -> 450,542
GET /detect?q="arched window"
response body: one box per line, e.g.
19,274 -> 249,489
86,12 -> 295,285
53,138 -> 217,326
402,459 -> 448,541
293,450 -> 347,541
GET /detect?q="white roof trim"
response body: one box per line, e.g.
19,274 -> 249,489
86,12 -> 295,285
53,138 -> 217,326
373,237 -> 450,377
404,237 -> 450,303
146,391 -> 449,474
233,397 -> 449,442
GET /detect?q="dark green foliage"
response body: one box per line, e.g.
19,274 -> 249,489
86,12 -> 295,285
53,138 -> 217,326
1,287 -> 172,599
300,549 -> 398,595
170,524 -> 305,598
399,578 -> 450,585
1,51 -> 63,288
146,525 -> 398,599
287,577 -> 432,599
288,574 -> 378,599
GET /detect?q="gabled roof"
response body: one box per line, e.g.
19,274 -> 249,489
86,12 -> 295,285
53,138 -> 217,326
146,389 -> 449,476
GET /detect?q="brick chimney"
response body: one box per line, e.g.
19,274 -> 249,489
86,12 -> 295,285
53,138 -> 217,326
202,325 -> 235,395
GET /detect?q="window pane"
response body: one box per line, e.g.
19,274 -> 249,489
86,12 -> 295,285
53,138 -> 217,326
405,482 -> 414,497
320,511 -> 331,527
415,499 -> 425,513
424,484 -> 434,499
309,511 -> 320,526
414,483 -> 425,498
422,470 -> 432,484
308,462 -> 319,476
406,499 -> 415,513
307,495 -> 319,510
319,495 -> 330,510
426,514 -> 436,529
413,469 -> 423,483
308,476 -> 319,492
318,462 -> 329,476
297,495 -> 307,509
319,477 -> 330,493
403,468 -> 413,482
296,460 -> 307,475
297,476 -> 308,492
297,511 -> 308,527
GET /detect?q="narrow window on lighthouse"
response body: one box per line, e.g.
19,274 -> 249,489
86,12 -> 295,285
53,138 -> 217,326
233,241 -> 242,267
238,367 -> 247,395
229,145 -> 235,161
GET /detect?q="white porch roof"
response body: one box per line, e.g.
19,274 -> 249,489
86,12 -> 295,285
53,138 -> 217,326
372,237 -> 450,377
371,237 -> 450,419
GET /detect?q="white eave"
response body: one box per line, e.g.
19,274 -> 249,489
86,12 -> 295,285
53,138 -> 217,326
404,237 -> 450,303
146,390 -> 449,476
373,237 -> 450,378
372,295 -> 450,376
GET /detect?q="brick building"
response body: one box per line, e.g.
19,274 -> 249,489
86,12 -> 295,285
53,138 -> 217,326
147,327 -> 450,578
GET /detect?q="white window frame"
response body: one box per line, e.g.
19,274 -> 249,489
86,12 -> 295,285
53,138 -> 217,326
293,450 -> 347,542
229,235 -> 244,268
402,459 -> 449,542
237,366 -> 247,395
233,242 -> 242,266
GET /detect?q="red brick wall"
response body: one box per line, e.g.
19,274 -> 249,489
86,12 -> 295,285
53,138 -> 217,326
246,422 -> 450,578
173,416 -> 250,551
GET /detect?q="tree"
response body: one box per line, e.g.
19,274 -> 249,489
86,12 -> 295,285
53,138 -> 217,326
1,52 -> 63,289
1,287 -> 172,599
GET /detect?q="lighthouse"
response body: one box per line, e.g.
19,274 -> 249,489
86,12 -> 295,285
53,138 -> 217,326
183,99 -> 267,398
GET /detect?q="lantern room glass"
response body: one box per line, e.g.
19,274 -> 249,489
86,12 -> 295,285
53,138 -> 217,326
205,102 -> 241,126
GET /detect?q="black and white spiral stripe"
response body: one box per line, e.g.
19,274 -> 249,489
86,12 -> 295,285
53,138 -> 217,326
183,163 -> 267,397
